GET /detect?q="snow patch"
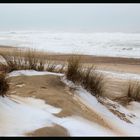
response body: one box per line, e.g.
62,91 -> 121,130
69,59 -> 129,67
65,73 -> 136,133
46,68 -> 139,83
56,116 -> 115,136
7,70 -> 64,77
0,95 -> 115,136
61,77 -> 140,136
0,95 -> 61,136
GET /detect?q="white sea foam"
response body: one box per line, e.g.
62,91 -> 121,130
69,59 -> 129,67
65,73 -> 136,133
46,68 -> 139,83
0,30 -> 140,58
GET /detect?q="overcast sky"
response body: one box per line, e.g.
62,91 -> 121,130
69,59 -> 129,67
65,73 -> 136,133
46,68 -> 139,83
0,4 -> 140,32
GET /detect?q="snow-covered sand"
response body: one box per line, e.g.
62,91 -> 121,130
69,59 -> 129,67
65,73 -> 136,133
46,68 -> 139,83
0,70 -> 115,136
1,70 -> 140,136
0,30 -> 140,58
7,66 -> 140,81
0,95 -> 60,136
8,70 -> 140,136
0,94 -> 115,136
0,29 -> 140,136
62,76 -> 140,136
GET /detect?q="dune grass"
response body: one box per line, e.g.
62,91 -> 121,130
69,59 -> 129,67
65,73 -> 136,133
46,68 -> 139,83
66,56 -> 105,97
126,81 -> 140,102
82,66 -> 104,97
1,48 -> 139,102
1,48 -> 47,72
0,51 -> 105,97
66,56 -> 83,83
0,48 -> 64,73
114,80 -> 140,105
0,72 -> 9,97
0,48 -> 67,97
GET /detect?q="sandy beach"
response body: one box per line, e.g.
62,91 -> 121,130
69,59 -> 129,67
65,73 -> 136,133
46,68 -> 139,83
1,3 -> 140,137
1,45 -> 140,100
0,46 -> 140,136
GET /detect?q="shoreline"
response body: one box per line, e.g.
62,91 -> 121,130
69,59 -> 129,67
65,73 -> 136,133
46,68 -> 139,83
0,45 -> 140,65
0,45 -> 140,74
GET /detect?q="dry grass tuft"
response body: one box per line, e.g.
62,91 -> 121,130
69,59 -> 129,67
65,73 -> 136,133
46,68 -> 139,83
0,48 -> 67,74
46,61 -> 57,72
82,66 -> 105,96
66,56 -> 105,96
0,49 -> 105,97
126,81 -> 140,101
66,56 -> 83,84
0,48 -> 48,72
57,64 -> 66,73
114,80 -> 140,105
0,72 -> 9,97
